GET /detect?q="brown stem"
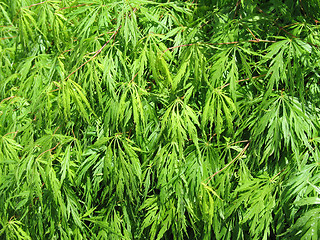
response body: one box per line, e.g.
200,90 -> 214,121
36,143 -> 60,160
240,21 -> 259,41
58,3 -> 89,11
0,36 -> 16,41
256,6 -> 320,49
233,0 -> 241,19
3,131 -> 18,138
64,27 -> 121,81
205,142 -> 250,184
0,96 -> 16,104
163,39 -> 276,53
53,126 -> 60,135
220,74 -> 267,89
23,0 -> 50,8
270,168 -> 287,182
130,72 -> 139,82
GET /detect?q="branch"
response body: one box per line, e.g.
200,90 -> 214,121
0,36 -> 17,41
220,74 -> 267,89
205,142 -> 250,184
163,39 -> 276,53
36,143 -> 60,160
58,3 -> 90,11
240,21 -> 259,41
64,27 -> 121,81
164,43 -> 194,52
0,96 -> 16,104
256,6 -> 320,49
233,0 -> 241,19
3,131 -> 18,139
23,0 -> 50,8
270,168 -> 287,182
64,6 -> 138,81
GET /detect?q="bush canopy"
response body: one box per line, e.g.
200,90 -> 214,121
1,0 -> 320,239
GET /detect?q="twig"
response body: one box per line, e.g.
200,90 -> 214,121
71,127 -> 76,139
163,39 -> 276,53
3,131 -> 18,139
53,126 -> 60,135
164,43 -> 194,52
13,1 -> 51,23
0,36 -> 16,41
58,49 -> 72,57
270,168 -> 287,182
49,81 -> 62,93
233,0 -> 241,19
36,143 -> 60,160
23,0 -> 50,8
281,22 -> 302,29
0,96 -> 16,104
65,27 -> 121,81
256,6 -> 320,49
208,133 -> 217,142
228,139 -> 250,146
63,7 -> 130,79
205,142 -> 250,184
130,72 -> 139,83
220,74 -> 267,89
278,26 -> 297,39
298,0 -> 307,18
58,3 -> 89,11
240,21 -> 259,41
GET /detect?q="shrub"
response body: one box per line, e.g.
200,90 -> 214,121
0,0 -> 320,239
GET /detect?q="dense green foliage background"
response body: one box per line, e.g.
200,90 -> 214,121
1,0 -> 320,239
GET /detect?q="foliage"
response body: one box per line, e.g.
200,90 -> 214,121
1,0 -> 320,239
